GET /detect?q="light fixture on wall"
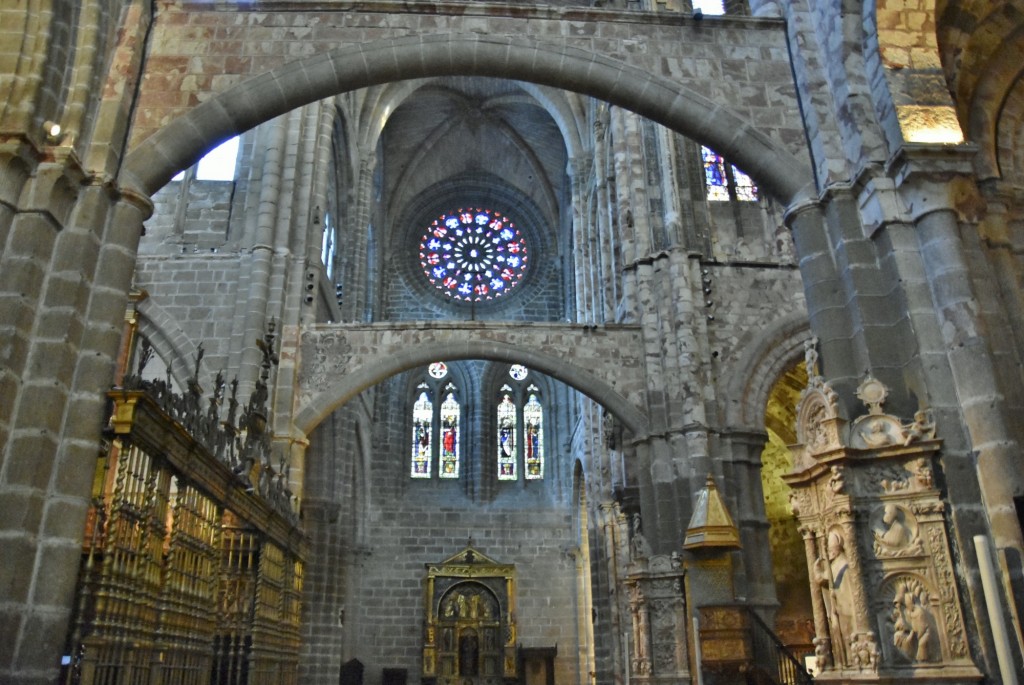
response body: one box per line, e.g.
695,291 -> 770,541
43,120 -> 63,144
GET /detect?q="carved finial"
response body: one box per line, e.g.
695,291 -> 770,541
856,374 -> 889,415
192,343 -> 205,384
804,337 -> 820,377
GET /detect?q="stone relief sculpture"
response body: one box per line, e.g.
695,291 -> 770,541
624,554 -> 687,684
888,578 -> 940,664
784,355 -> 980,682
814,529 -> 856,665
873,504 -> 923,557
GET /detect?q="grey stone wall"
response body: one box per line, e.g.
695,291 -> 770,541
301,370 -> 581,685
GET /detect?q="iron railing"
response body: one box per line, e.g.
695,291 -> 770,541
746,607 -> 815,685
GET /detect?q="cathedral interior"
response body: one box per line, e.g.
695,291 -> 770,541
5,1 -> 1024,684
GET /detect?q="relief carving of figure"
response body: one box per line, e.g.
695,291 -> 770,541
873,504 -> 923,557
631,513 -> 654,561
815,531 -> 855,665
877,504 -> 910,546
828,465 -> 845,494
891,582 -> 939,663
902,410 -> 936,446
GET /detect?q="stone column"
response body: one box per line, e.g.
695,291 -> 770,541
0,179 -> 151,684
784,200 -> 860,403
342,148 -> 378,323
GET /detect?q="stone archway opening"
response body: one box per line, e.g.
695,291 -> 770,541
759,360 -> 813,658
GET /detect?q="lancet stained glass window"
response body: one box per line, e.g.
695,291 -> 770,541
419,208 -> 528,302
410,367 -> 462,479
440,386 -> 460,479
495,370 -> 545,482
701,145 -> 759,202
524,388 -> 544,479
497,387 -> 517,481
411,384 -> 433,478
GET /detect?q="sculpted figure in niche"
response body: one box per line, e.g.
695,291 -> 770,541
878,505 -> 910,546
873,504 -> 922,557
631,513 -> 654,561
815,530 -> 855,665
891,582 -> 939,663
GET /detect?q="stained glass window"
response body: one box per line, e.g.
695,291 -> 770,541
701,145 -> 759,202
419,208 -> 528,302
732,166 -> 758,202
495,369 -> 545,482
410,367 -> 462,479
411,384 -> 433,478
497,387 -> 517,481
524,387 -> 544,480
440,385 -> 460,479
702,146 -> 730,202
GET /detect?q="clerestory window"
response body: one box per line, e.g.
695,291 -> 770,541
701,145 -> 758,202
172,136 -> 241,182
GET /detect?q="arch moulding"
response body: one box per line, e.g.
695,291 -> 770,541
121,33 -> 816,208
293,324 -> 650,439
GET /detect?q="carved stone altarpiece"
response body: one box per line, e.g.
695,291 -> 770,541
624,553 -> 689,685
423,547 -> 518,685
783,348 -> 979,684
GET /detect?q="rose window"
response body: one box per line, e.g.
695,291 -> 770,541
419,208 -> 528,302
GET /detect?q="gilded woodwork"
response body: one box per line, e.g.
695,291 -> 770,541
423,547 -> 518,685
63,327 -> 307,685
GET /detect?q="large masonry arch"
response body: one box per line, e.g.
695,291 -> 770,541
294,323 -> 650,438
122,32 -> 816,206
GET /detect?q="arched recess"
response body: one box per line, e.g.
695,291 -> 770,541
718,312 -> 813,650
121,34 -> 815,207
294,339 -> 649,441
720,311 -> 812,431
135,297 -> 202,390
937,0 -> 1024,178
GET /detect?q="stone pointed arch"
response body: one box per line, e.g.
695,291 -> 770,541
720,311 -> 811,431
294,338 -> 649,439
121,33 -> 815,206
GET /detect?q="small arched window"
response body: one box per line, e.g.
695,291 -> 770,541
495,365 -> 545,481
410,363 -> 462,479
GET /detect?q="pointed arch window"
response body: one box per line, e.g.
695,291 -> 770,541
497,386 -> 517,481
494,366 -> 545,481
701,146 -> 758,202
440,385 -> 461,479
524,387 -> 544,479
411,384 -> 434,478
410,364 -> 462,479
